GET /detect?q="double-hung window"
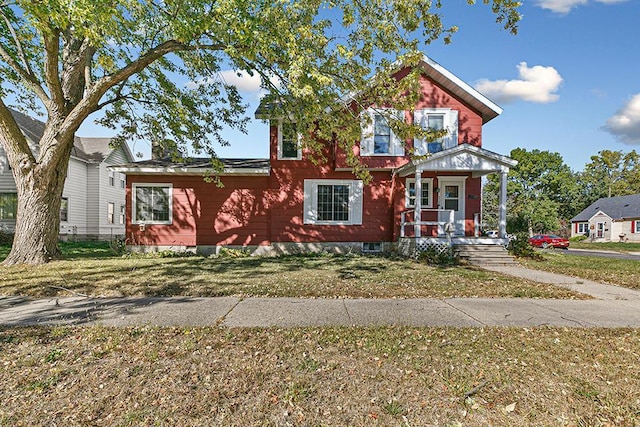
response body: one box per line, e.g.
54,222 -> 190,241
60,198 -> 68,222
278,121 -> 301,160
577,222 -> 589,234
108,170 -> 115,186
635,220 -> 640,233
360,108 -> 404,156
413,108 -> 458,155
405,178 -> 433,208
107,202 -> 115,224
0,193 -> 17,220
303,179 -> 363,225
132,184 -> 172,224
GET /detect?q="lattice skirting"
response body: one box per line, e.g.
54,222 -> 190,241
397,238 -> 452,258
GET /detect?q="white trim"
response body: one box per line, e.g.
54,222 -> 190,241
360,108 -> 405,157
132,183 -> 173,225
396,144 -> 517,177
109,166 -> 270,176
413,108 -> 458,155
405,178 -> 433,208
303,179 -> 363,225
438,176 -> 467,236
277,120 -> 302,160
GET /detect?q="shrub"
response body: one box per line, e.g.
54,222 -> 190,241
0,229 -> 14,245
569,234 -> 587,242
418,247 -> 458,266
507,232 -> 542,260
215,247 -> 251,258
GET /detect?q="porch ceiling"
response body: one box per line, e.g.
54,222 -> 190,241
395,144 -> 517,178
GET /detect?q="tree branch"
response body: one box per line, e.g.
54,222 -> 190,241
0,99 -> 36,169
42,28 -> 65,109
0,42 -> 50,104
0,7 -> 32,75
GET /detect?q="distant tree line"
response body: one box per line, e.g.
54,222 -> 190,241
483,149 -> 640,236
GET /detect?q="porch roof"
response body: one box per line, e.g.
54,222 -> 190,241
395,144 -> 517,178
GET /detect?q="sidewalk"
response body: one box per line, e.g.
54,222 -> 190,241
2,266 -> 640,328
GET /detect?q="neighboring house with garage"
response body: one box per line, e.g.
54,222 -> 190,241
112,54 -> 517,257
570,194 -> 640,242
0,109 -> 135,240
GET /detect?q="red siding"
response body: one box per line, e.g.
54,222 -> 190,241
334,69 -> 484,170
126,65 -> 488,247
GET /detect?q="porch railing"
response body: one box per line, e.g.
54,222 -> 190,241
400,208 -> 455,238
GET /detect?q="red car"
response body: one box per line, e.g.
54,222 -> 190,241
528,234 -> 570,249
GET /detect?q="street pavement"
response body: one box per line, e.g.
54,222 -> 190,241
2,264 -> 640,328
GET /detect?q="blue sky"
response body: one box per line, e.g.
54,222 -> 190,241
80,0 -> 640,172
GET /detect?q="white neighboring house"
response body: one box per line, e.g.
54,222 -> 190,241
570,194 -> 640,243
0,109 -> 135,240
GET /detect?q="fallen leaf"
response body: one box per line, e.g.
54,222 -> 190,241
504,402 -> 516,413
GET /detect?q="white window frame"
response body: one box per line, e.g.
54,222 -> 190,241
60,197 -> 68,223
635,220 -> 640,233
132,183 -> 173,225
303,179 -> 363,225
277,120 -> 302,160
405,178 -> 434,209
360,108 -> 405,157
107,202 -> 115,224
119,204 -> 125,225
108,170 -> 115,186
577,222 -> 589,234
413,108 -> 459,155
120,173 -> 126,189
362,242 -> 382,253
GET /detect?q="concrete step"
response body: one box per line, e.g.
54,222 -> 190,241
455,244 -> 517,266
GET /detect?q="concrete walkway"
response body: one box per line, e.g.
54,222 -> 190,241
2,265 -> 640,328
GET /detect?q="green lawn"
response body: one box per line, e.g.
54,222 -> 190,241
521,250 -> 640,290
0,242 -> 584,299
570,240 -> 640,253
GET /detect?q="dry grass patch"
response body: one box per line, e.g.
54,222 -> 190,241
521,251 -> 640,290
0,251 -> 586,299
1,326 -> 639,426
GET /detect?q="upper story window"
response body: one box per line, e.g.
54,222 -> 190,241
360,108 -> 405,156
303,179 -> 363,225
108,170 -> 115,186
132,183 -> 172,224
278,121 -> 301,160
120,173 -> 126,189
405,178 -> 433,208
413,108 -> 459,155
0,193 -> 17,220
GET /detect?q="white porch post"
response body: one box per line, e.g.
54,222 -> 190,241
499,171 -> 508,238
414,170 -> 422,238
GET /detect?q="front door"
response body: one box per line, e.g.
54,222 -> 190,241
438,178 -> 465,236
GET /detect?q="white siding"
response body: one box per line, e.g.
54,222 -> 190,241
0,147 -> 16,193
60,158 -> 88,237
85,164 -> 101,236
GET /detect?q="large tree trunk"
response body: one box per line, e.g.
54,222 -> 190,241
2,134 -> 73,266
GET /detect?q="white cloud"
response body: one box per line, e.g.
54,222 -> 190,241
603,94 -> 640,145
536,0 -> 628,14
474,62 -> 563,104
218,70 -> 263,92
186,70 -> 282,96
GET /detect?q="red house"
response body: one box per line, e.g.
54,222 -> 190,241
113,55 -> 516,256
